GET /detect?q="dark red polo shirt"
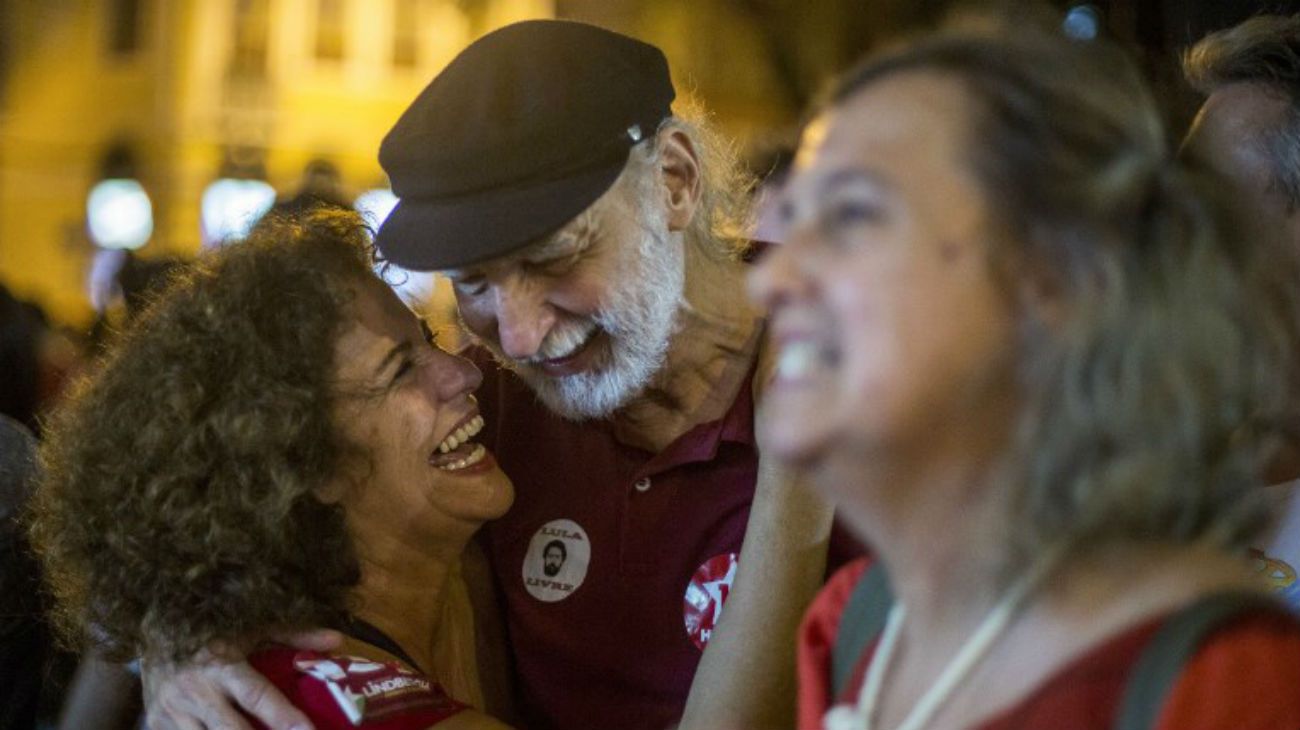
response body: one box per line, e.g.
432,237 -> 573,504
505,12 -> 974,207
471,346 -> 859,730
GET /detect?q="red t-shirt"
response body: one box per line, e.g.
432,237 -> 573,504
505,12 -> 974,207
799,558 -> 1300,730
472,349 -> 862,730
245,646 -> 466,729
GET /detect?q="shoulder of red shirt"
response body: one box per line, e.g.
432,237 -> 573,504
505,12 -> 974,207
1153,611 -> 1300,730
797,557 -> 871,730
798,558 -> 1300,730
246,645 -> 467,730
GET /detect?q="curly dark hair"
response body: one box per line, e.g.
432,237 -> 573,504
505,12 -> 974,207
31,209 -> 377,662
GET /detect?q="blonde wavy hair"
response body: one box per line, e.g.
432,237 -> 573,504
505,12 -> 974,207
829,20 -> 1300,565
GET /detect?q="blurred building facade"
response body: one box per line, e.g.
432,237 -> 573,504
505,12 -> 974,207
4,0 -> 1293,326
0,0 -> 550,325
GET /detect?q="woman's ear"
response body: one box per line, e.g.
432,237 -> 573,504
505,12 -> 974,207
657,128 -> 702,232
314,476 -> 348,505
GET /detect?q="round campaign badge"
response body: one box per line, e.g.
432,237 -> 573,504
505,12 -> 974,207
522,519 -> 591,602
683,552 -> 739,650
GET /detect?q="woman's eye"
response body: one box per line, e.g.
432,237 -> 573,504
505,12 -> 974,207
825,201 -> 883,227
813,200 -> 888,246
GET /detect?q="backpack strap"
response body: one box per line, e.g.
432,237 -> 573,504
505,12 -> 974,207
1114,591 -> 1290,730
831,563 -> 895,699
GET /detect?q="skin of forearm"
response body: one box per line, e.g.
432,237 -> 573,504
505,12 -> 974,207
58,653 -> 142,730
677,459 -> 834,730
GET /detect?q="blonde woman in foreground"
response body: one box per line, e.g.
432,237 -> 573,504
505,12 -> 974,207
751,17 -> 1300,730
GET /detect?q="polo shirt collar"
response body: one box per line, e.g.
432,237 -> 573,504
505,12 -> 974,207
637,348 -> 758,477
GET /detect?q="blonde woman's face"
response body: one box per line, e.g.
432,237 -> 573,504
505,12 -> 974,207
750,72 -> 1019,478
328,278 -> 514,544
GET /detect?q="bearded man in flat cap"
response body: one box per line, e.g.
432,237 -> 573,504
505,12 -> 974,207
144,20 -> 854,730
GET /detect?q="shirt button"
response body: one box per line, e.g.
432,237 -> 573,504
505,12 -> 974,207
634,477 -> 652,492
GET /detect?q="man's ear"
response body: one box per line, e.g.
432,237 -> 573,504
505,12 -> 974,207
657,128 -> 702,232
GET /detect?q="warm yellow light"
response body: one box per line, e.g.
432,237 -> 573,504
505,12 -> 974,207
354,187 -> 400,228
87,179 -> 154,250
200,178 -> 277,245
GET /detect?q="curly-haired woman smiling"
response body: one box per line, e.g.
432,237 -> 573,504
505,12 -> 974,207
33,209 -> 513,729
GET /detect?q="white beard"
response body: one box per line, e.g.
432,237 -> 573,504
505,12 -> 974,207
483,214 -> 685,421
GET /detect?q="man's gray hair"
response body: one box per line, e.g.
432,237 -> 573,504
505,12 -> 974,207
1185,14 -> 1300,211
624,103 -> 757,260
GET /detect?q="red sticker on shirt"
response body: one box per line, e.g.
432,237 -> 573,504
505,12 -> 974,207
291,651 -> 464,726
683,552 -> 739,650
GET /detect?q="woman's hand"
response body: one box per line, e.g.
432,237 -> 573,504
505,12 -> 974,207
142,629 -> 341,730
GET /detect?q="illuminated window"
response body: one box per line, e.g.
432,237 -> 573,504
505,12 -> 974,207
315,0 -> 346,61
201,178 -> 277,246
354,187 -> 399,228
355,187 -> 434,306
393,0 -> 420,68
107,0 -> 141,55
231,0 -> 270,77
87,179 -> 153,251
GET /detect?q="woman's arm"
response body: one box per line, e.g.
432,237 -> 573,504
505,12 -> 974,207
678,458 -> 834,730
677,333 -> 836,730
142,547 -> 513,730
141,637 -> 329,730
57,652 -> 142,730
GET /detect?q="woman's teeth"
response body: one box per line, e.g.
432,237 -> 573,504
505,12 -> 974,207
436,415 -> 484,454
776,342 -> 821,380
438,443 -> 487,472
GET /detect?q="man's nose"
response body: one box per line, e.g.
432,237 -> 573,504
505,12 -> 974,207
493,277 -> 556,360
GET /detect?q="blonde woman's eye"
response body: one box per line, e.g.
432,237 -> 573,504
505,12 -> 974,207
817,200 -> 887,246
828,201 -> 883,226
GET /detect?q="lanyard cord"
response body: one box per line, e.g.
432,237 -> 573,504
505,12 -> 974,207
825,546 -> 1065,730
